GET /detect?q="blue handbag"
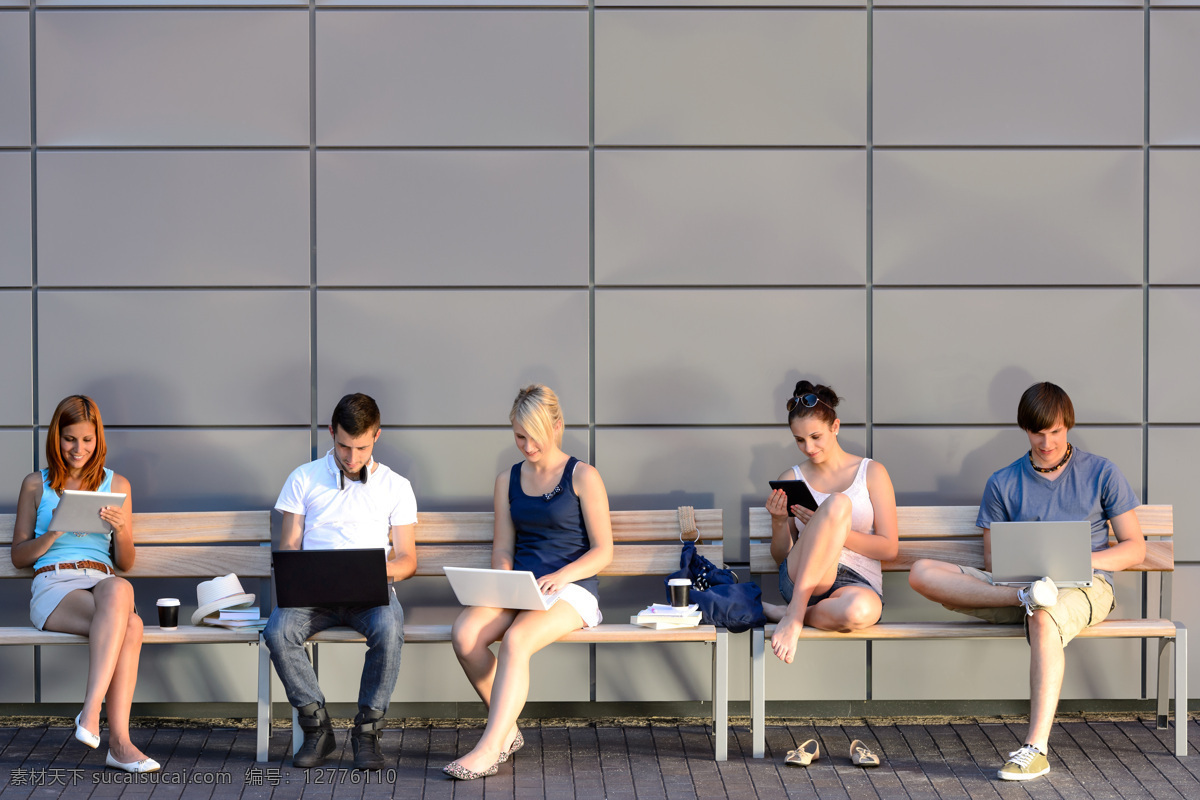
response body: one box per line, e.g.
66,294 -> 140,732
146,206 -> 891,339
665,509 -> 767,633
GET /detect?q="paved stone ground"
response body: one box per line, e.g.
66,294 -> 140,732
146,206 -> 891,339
0,714 -> 1195,798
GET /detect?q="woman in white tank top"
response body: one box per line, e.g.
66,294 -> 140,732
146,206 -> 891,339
763,381 -> 899,667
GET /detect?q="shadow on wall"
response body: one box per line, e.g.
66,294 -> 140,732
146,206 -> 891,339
913,366 -> 1036,506
606,365 -> 741,424
597,574 -> 715,703
989,365 -> 1037,423
112,434 -> 269,512
61,375 -> 287,512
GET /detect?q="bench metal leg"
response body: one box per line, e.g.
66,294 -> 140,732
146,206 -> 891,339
1157,637 -> 1171,729
712,631 -> 728,761
257,635 -> 271,762
1175,624 -> 1188,757
751,627 -> 765,758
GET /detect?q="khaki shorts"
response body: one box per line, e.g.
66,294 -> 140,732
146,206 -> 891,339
945,566 -> 1114,648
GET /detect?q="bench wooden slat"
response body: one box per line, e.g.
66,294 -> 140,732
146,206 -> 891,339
125,512 -> 272,543
750,539 -> 1173,574
749,505 -> 1174,573
748,505 -> 1173,540
3,508 -> 723,545
0,511 -> 272,545
413,509 -> 722,543
757,618 -> 1180,641
0,545 -> 273,579
420,543 -> 724,576
309,623 -> 721,645
0,626 -> 261,645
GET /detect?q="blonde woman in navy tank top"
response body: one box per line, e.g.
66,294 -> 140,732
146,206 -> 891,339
446,385 -> 614,780
763,381 -> 900,666
10,396 -> 157,772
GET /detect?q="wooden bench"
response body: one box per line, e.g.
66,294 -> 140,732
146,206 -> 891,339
0,506 -> 731,762
0,511 -> 274,753
747,505 -> 1187,758
280,507 -> 731,761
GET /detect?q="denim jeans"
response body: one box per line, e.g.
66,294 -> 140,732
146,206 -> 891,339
264,588 -> 404,713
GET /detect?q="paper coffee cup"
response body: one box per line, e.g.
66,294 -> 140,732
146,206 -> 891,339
157,598 -> 180,630
668,578 -> 691,608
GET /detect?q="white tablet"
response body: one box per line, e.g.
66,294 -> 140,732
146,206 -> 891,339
48,490 -> 127,535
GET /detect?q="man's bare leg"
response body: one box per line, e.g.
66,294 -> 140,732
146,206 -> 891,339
1025,610 -> 1063,753
909,559 -> 1021,607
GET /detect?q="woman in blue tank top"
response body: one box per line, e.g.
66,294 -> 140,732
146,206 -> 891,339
446,385 -> 613,780
10,396 -> 158,773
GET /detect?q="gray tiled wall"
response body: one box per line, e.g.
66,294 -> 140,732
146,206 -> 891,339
2,3 -> 1197,708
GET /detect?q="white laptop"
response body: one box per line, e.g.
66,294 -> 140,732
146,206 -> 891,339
443,567 -> 560,611
990,520 -> 1094,588
49,490 -> 127,535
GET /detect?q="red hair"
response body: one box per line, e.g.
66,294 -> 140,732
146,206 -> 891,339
45,395 -> 107,493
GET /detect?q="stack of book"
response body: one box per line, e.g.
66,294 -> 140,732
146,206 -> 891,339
631,603 -> 702,630
206,606 -> 267,631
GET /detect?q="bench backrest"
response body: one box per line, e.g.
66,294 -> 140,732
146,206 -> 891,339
748,505 -> 1173,574
0,508 -> 724,580
412,508 -> 722,577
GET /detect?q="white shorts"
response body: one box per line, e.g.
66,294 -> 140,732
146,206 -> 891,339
557,583 -> 602,629
30,567 -> 114,630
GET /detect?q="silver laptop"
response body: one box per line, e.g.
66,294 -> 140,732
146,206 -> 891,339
443,567 -> 560,611
49,490 -> 127,535
990,521 -> 1094,588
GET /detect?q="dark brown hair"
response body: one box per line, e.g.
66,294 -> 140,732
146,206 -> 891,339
46,395 -> 107,493
1017,382 -> 1075,432
787,380 -> 840,426
330,393 -> 381,437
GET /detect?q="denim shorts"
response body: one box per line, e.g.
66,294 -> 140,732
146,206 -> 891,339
779,560 -> 881,607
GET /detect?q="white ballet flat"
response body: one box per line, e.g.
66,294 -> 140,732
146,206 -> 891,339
106,751 -> 161,773
74,713 -> 99,749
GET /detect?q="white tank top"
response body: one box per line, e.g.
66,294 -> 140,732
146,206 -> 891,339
792,458 -> 883,594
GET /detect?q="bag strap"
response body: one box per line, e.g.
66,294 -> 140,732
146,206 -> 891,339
677,506 -> 700,544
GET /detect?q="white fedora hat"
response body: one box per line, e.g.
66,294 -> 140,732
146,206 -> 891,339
192,573 -> 256,626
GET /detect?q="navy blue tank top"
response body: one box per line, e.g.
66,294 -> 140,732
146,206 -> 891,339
509,456 -> 599,599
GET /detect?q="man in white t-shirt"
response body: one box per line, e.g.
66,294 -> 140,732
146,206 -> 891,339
263,393 -> 418,771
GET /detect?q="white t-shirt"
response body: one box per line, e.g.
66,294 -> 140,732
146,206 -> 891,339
275,451 -> 418,551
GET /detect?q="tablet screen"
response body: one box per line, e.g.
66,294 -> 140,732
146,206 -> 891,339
768,480 -> 819,515
48,490 -> 127,535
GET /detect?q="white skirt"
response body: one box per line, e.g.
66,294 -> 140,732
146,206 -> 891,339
30,566 -> 114,630
556,583 -> 602,629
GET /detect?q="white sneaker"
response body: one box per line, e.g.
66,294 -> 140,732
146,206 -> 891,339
1017,577 -> 1058,617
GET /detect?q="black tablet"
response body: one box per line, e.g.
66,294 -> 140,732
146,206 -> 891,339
768,480 -> 819,515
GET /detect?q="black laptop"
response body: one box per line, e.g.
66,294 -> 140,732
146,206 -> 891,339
273,549 -> 389,609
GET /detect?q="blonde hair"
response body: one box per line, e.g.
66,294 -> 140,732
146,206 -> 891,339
509,384 -> 563,448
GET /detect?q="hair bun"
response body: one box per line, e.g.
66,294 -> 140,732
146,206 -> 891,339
792,380 -> 840,408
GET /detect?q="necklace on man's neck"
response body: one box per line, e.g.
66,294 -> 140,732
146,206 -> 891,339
1029,442 -> 1072,474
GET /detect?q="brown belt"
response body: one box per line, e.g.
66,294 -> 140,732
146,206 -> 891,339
33,560 -> 114,577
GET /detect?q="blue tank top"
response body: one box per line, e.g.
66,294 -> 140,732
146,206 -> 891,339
509,457 -> 599,599
33,468 -> 116,572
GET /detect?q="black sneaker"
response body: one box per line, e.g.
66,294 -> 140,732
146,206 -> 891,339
351,708 -> 387,771
293,703 -> 335,768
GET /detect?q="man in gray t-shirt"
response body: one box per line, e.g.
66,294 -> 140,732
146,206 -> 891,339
909,382 -> 1146,783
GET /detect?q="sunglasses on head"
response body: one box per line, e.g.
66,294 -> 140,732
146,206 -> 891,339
786,393 -> 830,412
